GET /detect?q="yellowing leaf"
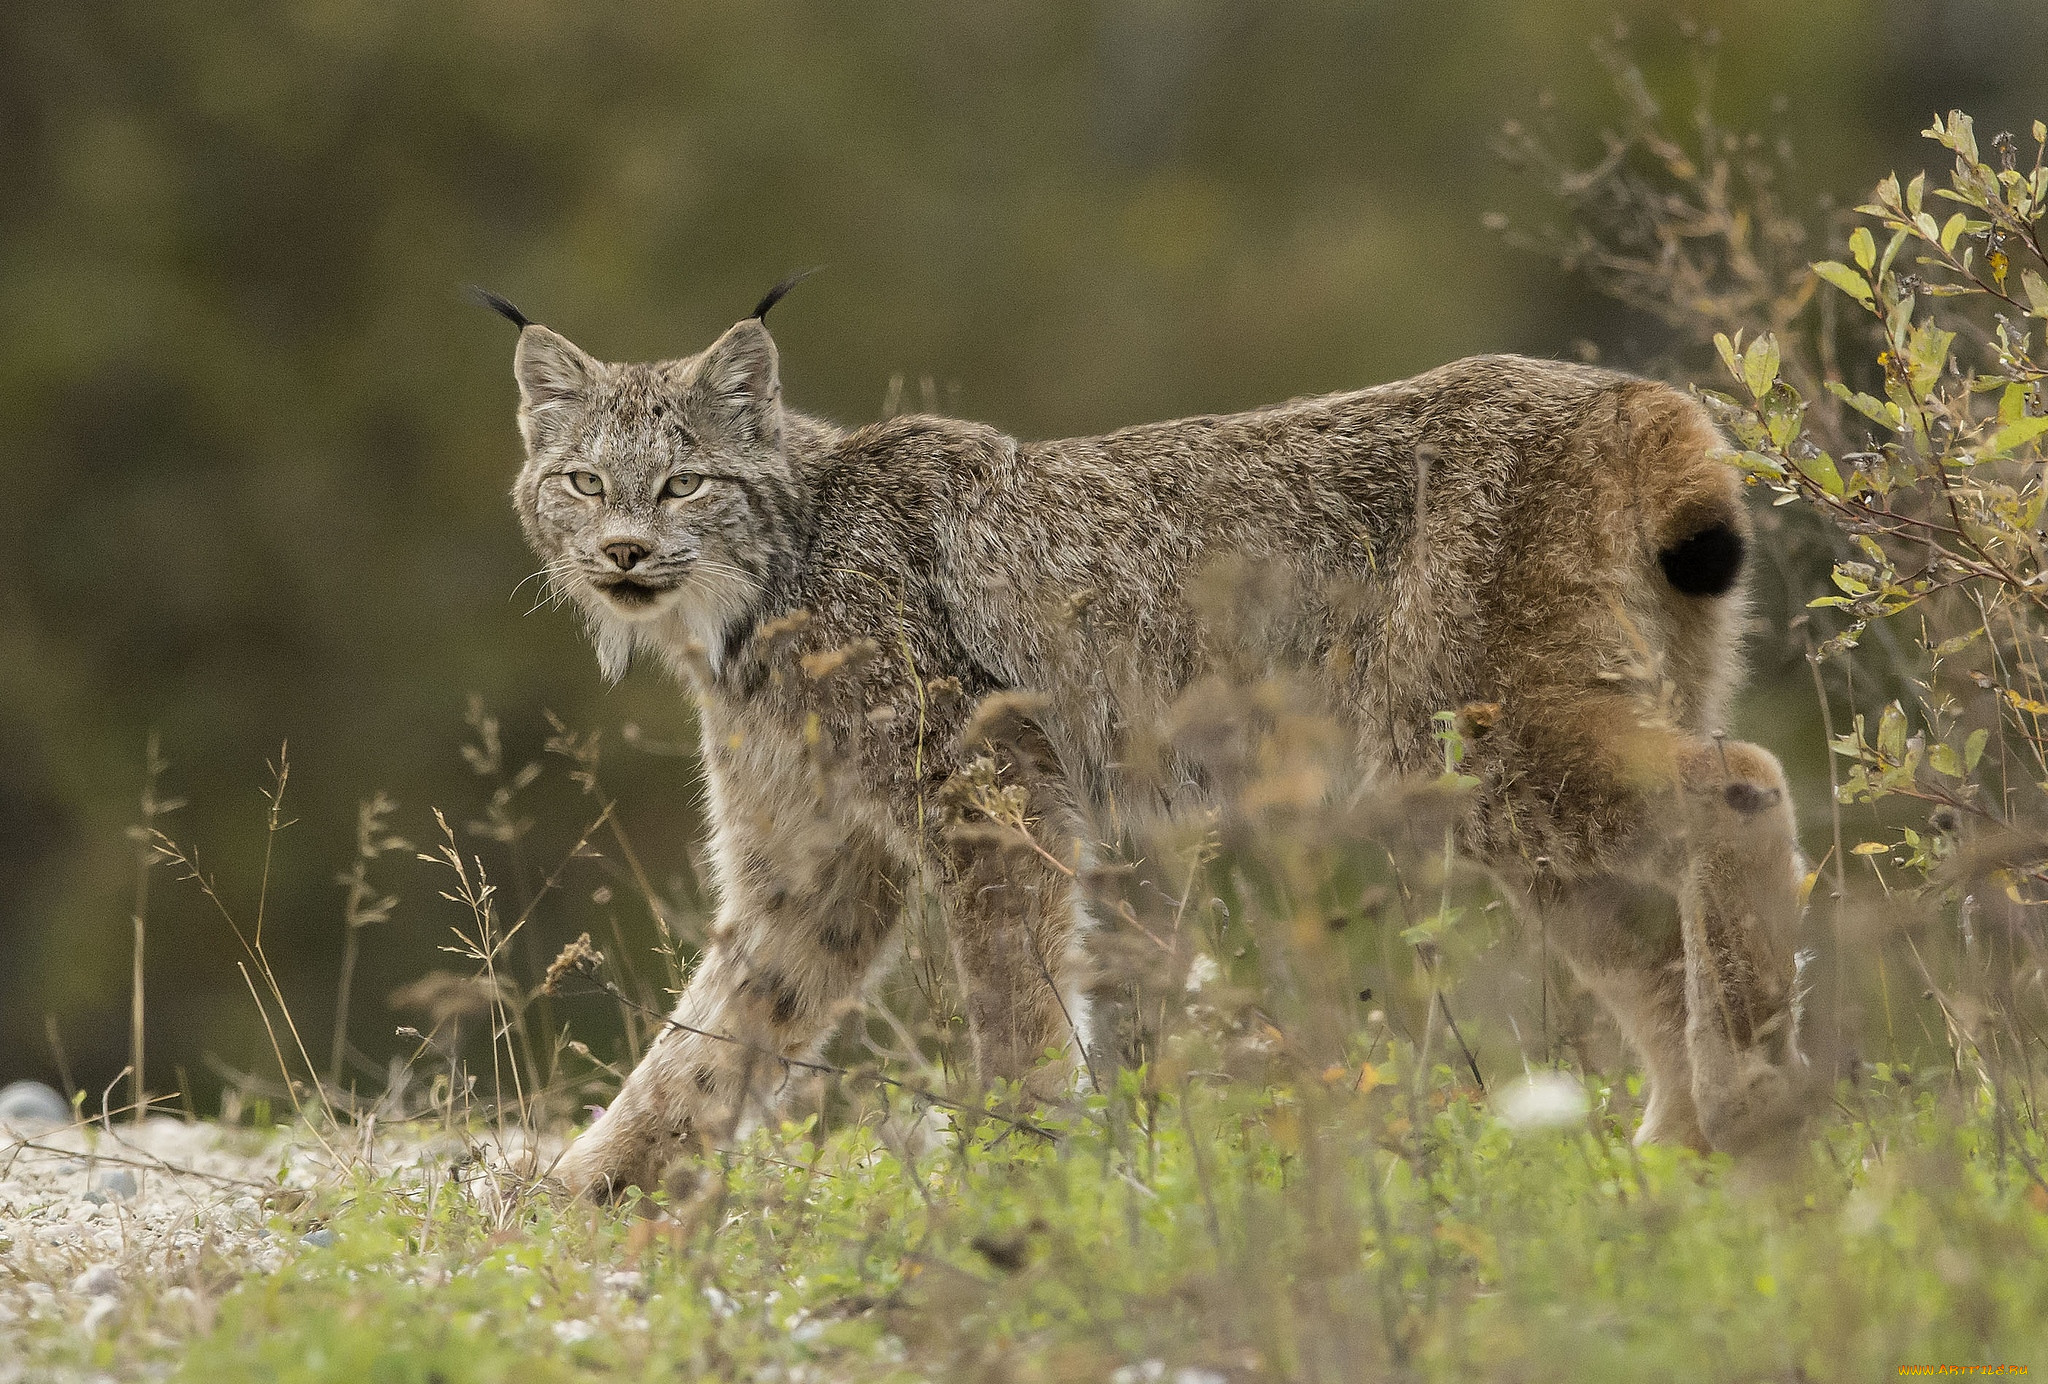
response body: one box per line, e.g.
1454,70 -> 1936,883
1850,226 -> 1877,270
1851,841 -> 1890,856
2004,689 -> 2048,717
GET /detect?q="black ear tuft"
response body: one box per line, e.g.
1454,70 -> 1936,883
750,266 -> 823,323
465,285 -> 533,331
1658,521 -> 1746,597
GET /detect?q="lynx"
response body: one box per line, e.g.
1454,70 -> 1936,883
481,282 -> 1812,1199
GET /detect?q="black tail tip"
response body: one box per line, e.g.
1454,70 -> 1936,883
465,285 -> 532,331
1659,521 -> 1746,597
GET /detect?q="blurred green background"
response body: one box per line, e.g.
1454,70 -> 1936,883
3,0 -> 2044,1106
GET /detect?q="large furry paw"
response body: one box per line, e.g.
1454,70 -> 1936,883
551,1111 -> 666,1203
1632,1088 -> 1710,1153
1694,1057 -> 1813,1158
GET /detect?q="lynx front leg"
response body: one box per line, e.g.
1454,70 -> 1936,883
555,826 -> 905,1200
1671,740 -> 1810,1155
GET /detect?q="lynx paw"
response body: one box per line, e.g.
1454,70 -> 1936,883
552,1113 -> 665,1202
1695,1056 -> 1812,1157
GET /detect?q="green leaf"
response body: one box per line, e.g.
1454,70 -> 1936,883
1813,260 -> 1874,305
1931,627 -> 1983,658
2001,384 -> 2027,426
1952,110 -> 1979,164
1939,212 -> 1968,254
1907,171 -> 1926,214
1879,226 -> 1910,281
1742,334 -> 1781,400
1714,331 -> 1742,381
1877,702 -> 1908,763
1966,727 -> 1990,770
1887,292 -> 1917,344
1850,226 -> 1876,270
1987,415 -> 2048,457
2022,269 -> 2048,319
1827,380 -> 1902,430
1796,452 -> 1845,497
1906,324 -> 1954,399
1928,742 -> 1962,778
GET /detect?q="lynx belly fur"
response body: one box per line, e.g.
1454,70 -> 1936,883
485,287 -> 1810,1198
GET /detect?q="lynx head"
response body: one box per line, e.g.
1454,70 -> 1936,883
484,279 -> 814,683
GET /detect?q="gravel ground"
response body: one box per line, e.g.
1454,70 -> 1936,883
0,1112 -> 324,1381
0,1099 -> 544,1382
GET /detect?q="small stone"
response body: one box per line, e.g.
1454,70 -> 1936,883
71,1264 -> 120,1298
0,1081 -> 70,1130
300,1227 -> 336,1249
602,1268 -> 647,1300
87,1169 -> 138,1201
80,1295 -> 120,1335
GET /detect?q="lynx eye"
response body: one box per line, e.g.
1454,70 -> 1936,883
663,472 -> 707,501
568,471 -> 605,498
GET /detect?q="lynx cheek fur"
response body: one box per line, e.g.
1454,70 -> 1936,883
487,289 -> 1811,1198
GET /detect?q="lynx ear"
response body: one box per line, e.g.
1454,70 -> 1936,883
514,326 -> 595,449
695,319 -> 781,444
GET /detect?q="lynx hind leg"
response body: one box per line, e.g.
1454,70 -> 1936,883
1543,880 -> 1708,1152
941,842 -> 1091,1101
1669,738 -> 1811,1155
943,693 -> 1093,1102
555,828 -> 906,1200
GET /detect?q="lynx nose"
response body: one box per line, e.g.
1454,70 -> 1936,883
603,540 -> 649,572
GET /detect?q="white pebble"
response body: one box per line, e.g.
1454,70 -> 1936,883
80,1295 -> 119,1336
0,1081 -> 70,1130
601,1269 -> 645,1299
1495,1070 -> 1592,1131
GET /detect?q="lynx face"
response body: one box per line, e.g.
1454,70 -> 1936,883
509,319 -> 801,681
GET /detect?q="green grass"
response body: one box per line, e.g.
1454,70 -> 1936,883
111,1062 -> 2047,1383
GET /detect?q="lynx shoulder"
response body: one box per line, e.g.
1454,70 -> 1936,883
486,294 -> 1810,1198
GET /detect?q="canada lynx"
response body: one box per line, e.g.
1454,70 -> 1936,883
483,284 -> 1811,1198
